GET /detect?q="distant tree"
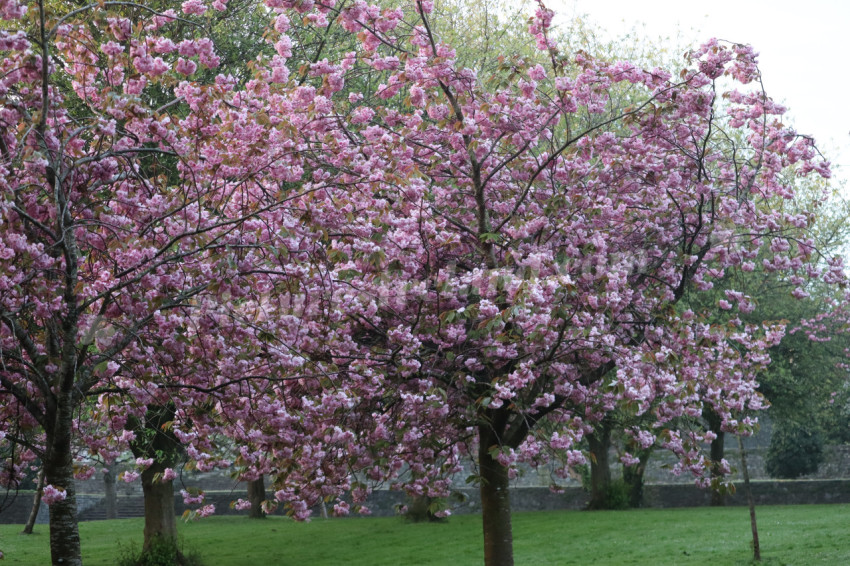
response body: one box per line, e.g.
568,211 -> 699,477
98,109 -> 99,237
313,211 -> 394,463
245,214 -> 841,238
0,1 -> 311,563
765,422 -> 824,479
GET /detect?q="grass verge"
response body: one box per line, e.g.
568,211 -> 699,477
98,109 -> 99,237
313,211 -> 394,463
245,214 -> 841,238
1,504 -> 847,565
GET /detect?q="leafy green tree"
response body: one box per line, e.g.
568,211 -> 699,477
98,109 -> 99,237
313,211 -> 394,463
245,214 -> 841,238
765,422 -> 824,479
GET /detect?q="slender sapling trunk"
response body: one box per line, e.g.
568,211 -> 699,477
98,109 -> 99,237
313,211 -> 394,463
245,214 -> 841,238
738,435 -> 760,561
21,467 -> 45,534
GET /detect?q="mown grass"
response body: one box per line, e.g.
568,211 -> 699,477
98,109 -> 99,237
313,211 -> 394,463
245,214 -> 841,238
1,505 -> 847,565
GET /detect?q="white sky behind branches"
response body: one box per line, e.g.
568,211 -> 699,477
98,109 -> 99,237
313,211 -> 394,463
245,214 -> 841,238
553,0 -> 850,187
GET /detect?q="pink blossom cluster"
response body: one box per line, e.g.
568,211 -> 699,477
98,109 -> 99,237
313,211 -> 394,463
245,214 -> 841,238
42,485 -> 67,505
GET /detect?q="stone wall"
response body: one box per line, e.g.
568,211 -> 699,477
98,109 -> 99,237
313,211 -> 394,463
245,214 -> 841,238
5,479 -> 850,524
5,440 -> 850,524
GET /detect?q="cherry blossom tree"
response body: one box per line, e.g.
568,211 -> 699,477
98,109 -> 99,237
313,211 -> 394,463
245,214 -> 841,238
0,1 -> 316,563
0,1 -> 834,565
214,2 -> 829,565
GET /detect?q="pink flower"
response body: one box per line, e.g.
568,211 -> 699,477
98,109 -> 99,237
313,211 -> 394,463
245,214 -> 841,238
181,489 -> 205,504
427,104 -> 449,121
74,466 -> 96,481
162,467 -> 177,481
122,471 -> 140,483
791,287 -> 809,299
197,504 -> 215,517
275,37 -> 292,58
528,64 -> 546,81
100,41 -> 124,57
176,58 -> 197,76
270,63 -> 289,83
152,37 -> 177,54
182,0 -> 207,15
620,453 -> 641,466
42,484 -> 67,505
275,14 -> 290,33
350,106 -> 375,125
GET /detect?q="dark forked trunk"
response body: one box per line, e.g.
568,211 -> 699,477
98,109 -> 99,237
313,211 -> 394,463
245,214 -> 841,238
140,460 -> 178,550
129,403 -> 186,563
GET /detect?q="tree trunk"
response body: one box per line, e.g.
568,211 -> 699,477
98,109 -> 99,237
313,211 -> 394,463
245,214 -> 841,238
247,475 -> 266,519
586,419 -> 612,510
479,424 -> 513,566
705,409 -> 726,506
104,467 -> 118,520
622,446 -> 651,509
738,435 -> 761,561
406,494 -> 445,522
141,462 -> 178,550
44,398 -> 82,566
21,467 -> 45,534
129,403 -> 185,564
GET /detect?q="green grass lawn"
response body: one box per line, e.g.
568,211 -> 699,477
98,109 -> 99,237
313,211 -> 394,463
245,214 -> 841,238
1,505 -> 848,565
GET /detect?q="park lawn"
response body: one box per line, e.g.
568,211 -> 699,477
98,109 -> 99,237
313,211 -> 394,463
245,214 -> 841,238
1,505 -> 847,565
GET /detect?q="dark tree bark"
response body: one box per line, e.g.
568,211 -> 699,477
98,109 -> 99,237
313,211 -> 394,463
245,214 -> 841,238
586,418 -> 613,510
247,475 -> 267,519
104,466 -> 118,520
622,443 -> 652,509
479,422 -> 513,566
129,403 -> 186,564
705,409 -> 727,506
406,494 -> 446,523
21,467 -> 45,534
44,396 -> 82,566
140,460 -> 178,550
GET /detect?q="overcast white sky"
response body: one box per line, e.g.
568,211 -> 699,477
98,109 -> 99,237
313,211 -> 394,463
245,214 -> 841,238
553,0 -> 850,185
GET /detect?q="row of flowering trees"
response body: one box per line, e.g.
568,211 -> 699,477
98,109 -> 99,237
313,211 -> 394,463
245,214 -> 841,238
0,0 -> 839,565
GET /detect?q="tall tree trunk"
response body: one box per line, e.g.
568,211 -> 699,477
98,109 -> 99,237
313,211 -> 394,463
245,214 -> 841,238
705,409 -> 726,506
140,461 -> 178,550
247,475 -> 266,519
479,423 -> 513,566
738,435 -> 761,561
104,467 -> 118,520
44,398 -> 82,566
129,403 -> 184,563
586,418 -> 612,510
21,467 -> 45,534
